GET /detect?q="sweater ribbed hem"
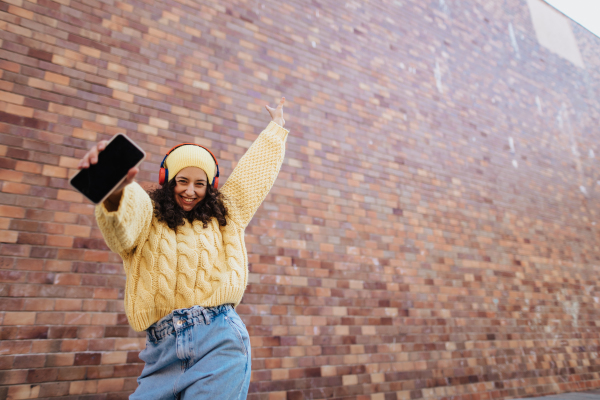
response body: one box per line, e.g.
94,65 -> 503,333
205,285 -> 246,308
129,285 -> 247,332
130,308 -> 174,332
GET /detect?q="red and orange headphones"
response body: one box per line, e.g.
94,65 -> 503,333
158,143 -> 220,189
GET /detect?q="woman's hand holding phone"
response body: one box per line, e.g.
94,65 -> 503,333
77,140 -> 139,211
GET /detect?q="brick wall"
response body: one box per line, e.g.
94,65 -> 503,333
1,0 -> 600,399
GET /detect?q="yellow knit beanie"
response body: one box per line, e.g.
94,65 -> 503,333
165,145 -> 217,184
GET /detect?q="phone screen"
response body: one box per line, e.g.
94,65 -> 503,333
70,134 -> 145,204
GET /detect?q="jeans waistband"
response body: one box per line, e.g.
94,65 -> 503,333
147,304 -> 233,342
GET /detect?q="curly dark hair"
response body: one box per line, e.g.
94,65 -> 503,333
148,179 -> 228,230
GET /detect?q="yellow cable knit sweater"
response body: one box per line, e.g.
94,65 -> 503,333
95,122 -> 288,332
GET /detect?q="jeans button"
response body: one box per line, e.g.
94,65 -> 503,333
177,320 -> 182,326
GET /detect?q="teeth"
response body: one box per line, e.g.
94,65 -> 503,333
182,198 -> 194,203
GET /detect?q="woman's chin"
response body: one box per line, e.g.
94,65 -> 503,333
176,201 -> 194,212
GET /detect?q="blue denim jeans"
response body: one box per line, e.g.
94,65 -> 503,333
130,304 -> 251,400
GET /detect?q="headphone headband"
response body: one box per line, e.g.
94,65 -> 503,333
158,143 -> 220,188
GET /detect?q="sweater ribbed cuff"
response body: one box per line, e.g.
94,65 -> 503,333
96,183 -> 136,221
267,120 -> 289,141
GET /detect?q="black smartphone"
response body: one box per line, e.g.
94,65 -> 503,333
70,134 -> 146,204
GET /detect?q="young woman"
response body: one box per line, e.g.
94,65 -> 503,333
77,98 -> 288,399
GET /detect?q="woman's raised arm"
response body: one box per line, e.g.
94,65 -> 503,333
220,97 -> 289,229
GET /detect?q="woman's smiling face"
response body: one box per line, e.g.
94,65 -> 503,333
173,167 -> 208,212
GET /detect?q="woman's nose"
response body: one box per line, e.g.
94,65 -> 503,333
186,184 -> 195,195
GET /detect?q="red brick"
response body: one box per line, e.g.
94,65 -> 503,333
74,353 -> 102,366
1,181 -> 30,194
26,367 -> 58,383
13,354 -> 46,369
0,340 -> 31,355
15,258 -> 44,271
46,235 -> 74,247
16,232 -> 46,245
45,353 -> 74,367
0,355 -> 14,370
48,326 -> 78,339
0,60 -> 21,73
57,366 -> 87,381
55,298 -> 83,311
38,381 -> 70,397
16,326 -> 49,340
0,369 -> 28,385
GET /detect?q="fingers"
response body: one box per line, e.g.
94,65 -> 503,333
114,167 -> 138,193
266,98 -> 286,127
90,141 -> 108,164
77,140 -> 108,169
126,167 -> 139,182
121,167 -> 138,187
77,147 -> 95,169
265,105 -> 276,121
266,97 -> 285,112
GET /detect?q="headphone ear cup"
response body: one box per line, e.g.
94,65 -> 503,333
159,168 -> 167,185
213,176 -> 219,189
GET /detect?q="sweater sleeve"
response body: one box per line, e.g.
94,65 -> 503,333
220,121 -> 288,229
94,182 -> 153,257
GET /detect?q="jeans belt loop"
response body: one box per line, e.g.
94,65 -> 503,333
148,326 -> 156,342
201,308 -> 210,325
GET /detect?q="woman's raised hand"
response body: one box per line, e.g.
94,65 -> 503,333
77,140 -> 138,208
265,97 -> 285,127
